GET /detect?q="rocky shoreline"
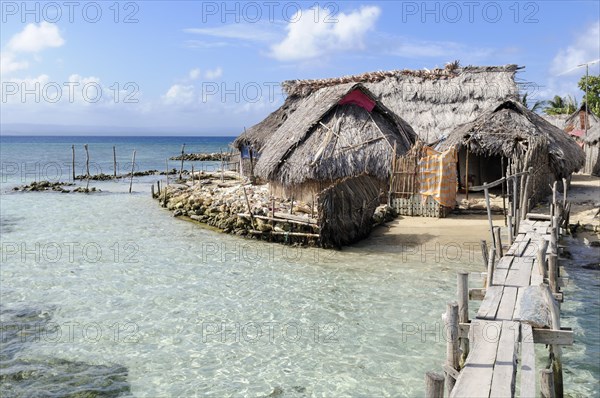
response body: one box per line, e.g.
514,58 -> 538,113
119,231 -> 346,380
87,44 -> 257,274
12,181 -> 101,193
169,153 -> 225,161
154,172 -> 396,247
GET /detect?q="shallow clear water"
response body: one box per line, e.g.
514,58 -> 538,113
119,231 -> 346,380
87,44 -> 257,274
1,137 -> 598,397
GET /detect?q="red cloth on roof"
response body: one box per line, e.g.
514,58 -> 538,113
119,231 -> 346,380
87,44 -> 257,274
338,90 -> 376,112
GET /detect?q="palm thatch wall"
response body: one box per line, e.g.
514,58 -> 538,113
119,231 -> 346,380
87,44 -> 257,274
438,100 -> 585,203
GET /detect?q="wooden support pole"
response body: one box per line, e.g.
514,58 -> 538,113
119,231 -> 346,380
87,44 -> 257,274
480,240 -> 489,269
165,159 -> 170,186
151,184 -> 154,198
71,145 -> 76,181
243,187 -> 255,230
493,226 -> 503,258
465,148 -> 469,200
562,177 -> 567,205
84,144 -> 90,190
220,149 -> 225,183
179,144 -> 185,181
457,272 -> 470,366
542,285 -> 563,398
507,215 -> 514,245
550,217 -> 558,255
157,180 -> 161,195
537,240 -> 549,279
541,368 -> 556,398
548,254 -> 558,293
444,302 -> 460,395
501,156 -> 507,226
113,145 -> 117,177
486,248 -> 496,288
552,181 -> 558,216
553,215 -> 560,249
512,175 -> 519,234
425,372 -> 444,398
521,167 -> 533,220
483,183 -> 496,250
128,150 -> 136,193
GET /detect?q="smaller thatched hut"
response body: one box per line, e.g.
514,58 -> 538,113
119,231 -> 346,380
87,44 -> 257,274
240,83 -> 416,247
438,100 -> 585,204
564,105 -> 600,175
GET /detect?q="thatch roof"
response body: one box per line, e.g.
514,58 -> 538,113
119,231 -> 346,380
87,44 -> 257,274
438,100 -> 585,178
281,65 -> 521,140
235,65 -> 521,149
254,83 -> 416,186
564,104 -> 600,144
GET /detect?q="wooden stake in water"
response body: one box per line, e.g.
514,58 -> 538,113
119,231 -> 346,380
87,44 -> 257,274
71,145 -> 76,181
129,149 -> 136,193
179,144 -> 185,181
84,144 -> 90,190
113,146 -> 117,177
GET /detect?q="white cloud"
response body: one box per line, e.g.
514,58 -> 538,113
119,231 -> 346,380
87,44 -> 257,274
184,24 -> 279,43
189,68 -> 201,80
163,84 -> 195,105
269,6 -> 380,61
385,38 -> 492,60
7,22 -> 65,53
551,21 -> 600,76
204,67 -> 223,80
0,52 -> 29,75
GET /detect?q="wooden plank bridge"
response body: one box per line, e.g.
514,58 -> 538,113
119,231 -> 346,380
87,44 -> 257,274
426,178 -> 574,398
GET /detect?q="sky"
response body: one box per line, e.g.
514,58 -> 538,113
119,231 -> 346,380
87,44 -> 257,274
0,0 -> 599,135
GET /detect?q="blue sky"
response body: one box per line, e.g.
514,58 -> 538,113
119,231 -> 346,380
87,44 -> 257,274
1,1 -> 599,135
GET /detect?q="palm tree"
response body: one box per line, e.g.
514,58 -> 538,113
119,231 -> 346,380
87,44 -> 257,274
520,93 -> 547,113
544,95 -> 578,115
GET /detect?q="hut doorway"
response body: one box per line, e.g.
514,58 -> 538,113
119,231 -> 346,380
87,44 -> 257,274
458,149 -> 506,192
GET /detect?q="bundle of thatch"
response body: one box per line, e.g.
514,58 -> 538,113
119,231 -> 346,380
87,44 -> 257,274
253,83 -> 416,189
438,100 -> 585,179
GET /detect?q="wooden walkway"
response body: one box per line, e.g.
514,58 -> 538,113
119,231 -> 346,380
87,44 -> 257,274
427,182 -> 574,398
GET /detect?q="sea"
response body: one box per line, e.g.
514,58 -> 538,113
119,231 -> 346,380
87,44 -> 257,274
0,135 -> 598,397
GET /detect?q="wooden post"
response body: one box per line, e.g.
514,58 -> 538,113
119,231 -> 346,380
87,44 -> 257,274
501,156 -> 507,226
271,198 -> 275,228
537,240 -> 549,279
552,181 -> 558,217
554,215 -> 560,248
493,226 -> 503,257
290,196 -> 294,214
243,187 -> 255,230
457,272 -> 469,366
480,240 -> 489,269
84,144 -> 90,190
151,184 -> 154,198
542,285 -> 563,398
483,183 -> 496,250
465,148 -> 469,200
165,159 -> 170,186
425,372 -> 444,398
512,175 -> 519,234
486,248 -> 496,287
541,368 -> 556,398
507,215 -> 513,245
548,254 -> 558,293
71,145 -> 76,181
388,141 -> 397,206
179,144 -> 185,181
521,167 -> 533,220
157,180 -> 161,195
191,164 -> 195,185
444,301 -> 460,395
562,177 -> 567,205
113,145 -> 117,177
220,149 -> 225,183
128,150 -> 136,193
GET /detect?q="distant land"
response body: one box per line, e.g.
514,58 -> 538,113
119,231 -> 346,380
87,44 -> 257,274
0,123 -> 240,137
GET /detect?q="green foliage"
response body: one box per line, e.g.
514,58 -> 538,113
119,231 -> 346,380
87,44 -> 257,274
543,95 -> 578,115
578,74 -> 600,114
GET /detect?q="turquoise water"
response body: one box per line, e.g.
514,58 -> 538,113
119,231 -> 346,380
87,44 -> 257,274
0,136 -> 598,397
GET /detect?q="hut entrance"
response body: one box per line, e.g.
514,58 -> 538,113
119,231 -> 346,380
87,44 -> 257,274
458,149 -> 506,193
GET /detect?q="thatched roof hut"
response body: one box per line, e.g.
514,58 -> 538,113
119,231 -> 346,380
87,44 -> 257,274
563,105 -> 600,176
564,104 -> 600,144
234,64 -> 521,152
254,83 -> 416,189
438,100 -> 585,203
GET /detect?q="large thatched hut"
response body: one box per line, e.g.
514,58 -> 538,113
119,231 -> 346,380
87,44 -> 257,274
564,105 -> 600,175
438,100 -> 585,204
234,64 -> 520,159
